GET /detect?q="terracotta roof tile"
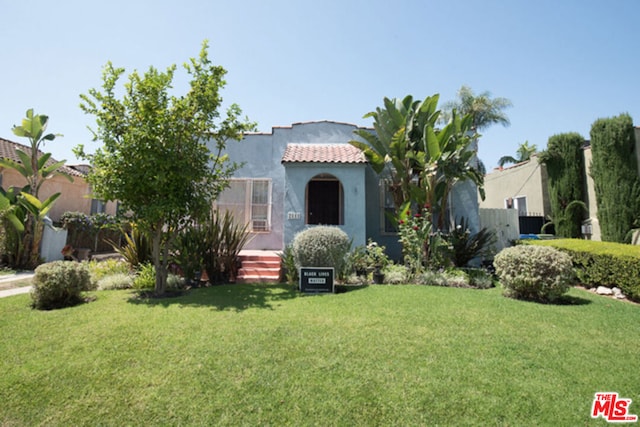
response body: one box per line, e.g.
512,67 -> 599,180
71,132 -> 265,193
0,137 -> 85,178
281,143 -> 367,164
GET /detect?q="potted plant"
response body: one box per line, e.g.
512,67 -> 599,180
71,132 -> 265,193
366,240 -> 390,284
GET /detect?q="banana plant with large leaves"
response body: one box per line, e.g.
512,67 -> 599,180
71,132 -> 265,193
349,95 -> 440,211
0,186 -> 61,268
351,95 -> 484,231
2,109 -> 71,198
413,109 -> 485,229
0,110 -> 68,268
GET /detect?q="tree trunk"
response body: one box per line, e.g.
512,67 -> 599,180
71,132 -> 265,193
152,228 -> 168,296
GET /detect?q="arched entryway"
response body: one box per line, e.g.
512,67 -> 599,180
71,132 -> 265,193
306,174 -> 343,225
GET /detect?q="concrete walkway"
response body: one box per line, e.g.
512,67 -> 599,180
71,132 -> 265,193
0,272 -> 34,298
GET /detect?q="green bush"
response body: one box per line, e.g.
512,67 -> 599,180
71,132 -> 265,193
292,226 -> 351,274
97,273 -> 134,290
441,269 -> 471,288
447,217 -> 495,267
107,226 -> 153,270
381,264 -> 408,284
494,245 -> 575,302
31,261 -> 95,310
202,209 -> 251,284
278,244 -> 298,285
133,263 -> 183,291
415,268 -> 493,289
133,263 -> 157,290
88,258 -> 130,282
590,114 -> 640,243
464,268 -> 495,289
538,133 -> 586,238
526,239 -> 640,302
416,270 -> 447,287
173,224 -> 207,284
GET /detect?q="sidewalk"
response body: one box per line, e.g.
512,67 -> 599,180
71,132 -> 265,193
0,272 -> 34,298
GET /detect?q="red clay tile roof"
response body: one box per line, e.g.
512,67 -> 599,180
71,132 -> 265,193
0,137 -> 85,178
281,143 -> 367,164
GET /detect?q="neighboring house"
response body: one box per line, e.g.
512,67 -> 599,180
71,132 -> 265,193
481,127 -> 640,241
0,137 -> 117,221
216,121 -> 480,260
479,153 -> 552,235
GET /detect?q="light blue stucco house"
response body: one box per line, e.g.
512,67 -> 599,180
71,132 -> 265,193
215,120 -> 479,261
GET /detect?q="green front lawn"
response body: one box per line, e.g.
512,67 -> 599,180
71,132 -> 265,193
1,284 -> 638,425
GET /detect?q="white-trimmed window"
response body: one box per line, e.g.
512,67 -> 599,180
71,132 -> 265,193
505,196 -> 527,217
215,178 -> 272,232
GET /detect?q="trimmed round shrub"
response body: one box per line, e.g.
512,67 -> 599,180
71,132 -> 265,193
292,226 -> 351,274
31,261 -> 95,310
494,245 -> 575,302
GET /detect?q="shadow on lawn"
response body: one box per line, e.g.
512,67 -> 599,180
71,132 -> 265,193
127,283 -> 299,311
128,283 -> 369,311
551,294 -> 592,306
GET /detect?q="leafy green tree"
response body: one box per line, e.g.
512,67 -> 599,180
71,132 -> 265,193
77,40 -> 255,295
589,114 -> 640,242
0,110 -> 69,268
498,141 -> 537,167
538,133 -> 585,238
441,85 -> 512,131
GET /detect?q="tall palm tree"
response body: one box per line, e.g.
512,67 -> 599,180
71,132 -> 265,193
441,85 -> 512,131
498,141 -> 537,167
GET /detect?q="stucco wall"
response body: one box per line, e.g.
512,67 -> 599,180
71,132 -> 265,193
283,162 -> 367,247
480,156 -> 550,217
222,121 -> 370,251
1,169 -> 117,221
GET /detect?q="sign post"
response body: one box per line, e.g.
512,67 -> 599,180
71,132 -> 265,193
299,267 -> 334,293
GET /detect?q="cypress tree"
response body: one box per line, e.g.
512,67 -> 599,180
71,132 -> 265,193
590,113 -> 640,242
539,133 -> 586,238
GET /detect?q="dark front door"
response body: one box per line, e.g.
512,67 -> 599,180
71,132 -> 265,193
307,180 -> 340,225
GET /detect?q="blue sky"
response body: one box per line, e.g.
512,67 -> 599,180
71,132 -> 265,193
1,0 -> 638,170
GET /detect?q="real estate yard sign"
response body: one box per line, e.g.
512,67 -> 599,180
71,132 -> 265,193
299,267 -> 334,293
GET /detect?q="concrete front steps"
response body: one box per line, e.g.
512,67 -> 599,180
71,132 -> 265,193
236,250 -> 281,284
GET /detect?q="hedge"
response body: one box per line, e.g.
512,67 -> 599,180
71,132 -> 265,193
526,239 -> 640,302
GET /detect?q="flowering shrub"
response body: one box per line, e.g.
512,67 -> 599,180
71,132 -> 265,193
398,207 -> 432,275
494,245 -> 575,302
398,205 -> 449,274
